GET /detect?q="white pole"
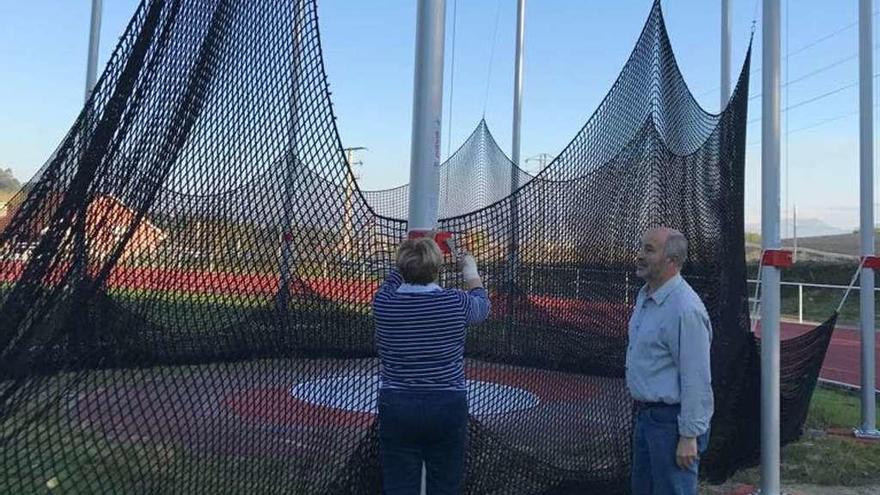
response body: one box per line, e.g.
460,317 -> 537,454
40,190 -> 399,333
511,0 -> 525,177
798,284 -> 803,323
408,3 -> 446,492
721,0 -> 732,109
760,0 -> 782,493
793,204 -> 798,263
84,0 -> 103,102
407,0 -> 446,233
73,0 -> 103,279
856,0 -> 880,440
506,0 -> 525,336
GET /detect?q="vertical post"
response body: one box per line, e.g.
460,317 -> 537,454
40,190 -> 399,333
343,147 -> 365,260
84,0 -> 103,101
344,148 -> 354,258
511,0 -> 525,184
798,284 -> 803,323
507,0 -> 526,333
408,3 -> 447,493
793,204 -> 798,263
760,0 -> 782,493
721,0 -> 732,109
407,0 -> 447,234
73,0 -> 103,281
856,0 -> 880,440
277,0 -> 306,311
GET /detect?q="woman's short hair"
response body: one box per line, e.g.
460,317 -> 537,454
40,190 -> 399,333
396,237 -> 443,284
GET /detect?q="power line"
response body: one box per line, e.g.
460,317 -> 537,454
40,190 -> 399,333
698,11 -> 879,98
748,43 -> 880,101
446,0 -> 458,160
746,102 -> 880,146
746,73 -> 880,125
482,0 -> 503,116
749,52 -> 859,101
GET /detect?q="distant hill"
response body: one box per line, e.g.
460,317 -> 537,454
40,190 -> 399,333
0,167 -> 20,190
0,167 -> 21,202
781,231 -> 877,258
744,230 -> 880,262
745,218 -> 848,238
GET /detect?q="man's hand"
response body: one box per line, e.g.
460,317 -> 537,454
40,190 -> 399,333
676,436 -> 698,470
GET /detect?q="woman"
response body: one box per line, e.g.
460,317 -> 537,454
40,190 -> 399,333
372,236 -> 490,494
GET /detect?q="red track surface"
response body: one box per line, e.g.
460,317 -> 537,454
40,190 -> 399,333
4,261 -> 875,390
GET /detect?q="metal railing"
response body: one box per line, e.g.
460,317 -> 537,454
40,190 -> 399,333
747,278 -> 880,324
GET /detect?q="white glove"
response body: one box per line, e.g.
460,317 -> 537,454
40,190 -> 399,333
445,236 -> 459,258
459,254 -> 479,281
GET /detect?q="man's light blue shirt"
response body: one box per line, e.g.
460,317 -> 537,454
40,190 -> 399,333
625,274 -> 714,438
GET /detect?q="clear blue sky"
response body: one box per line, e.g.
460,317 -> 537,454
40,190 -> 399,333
0,1 -> 874,233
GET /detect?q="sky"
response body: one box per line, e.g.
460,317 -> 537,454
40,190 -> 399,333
0,0 -> 874,235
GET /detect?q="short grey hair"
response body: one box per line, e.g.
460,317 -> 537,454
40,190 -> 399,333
664,230 -> 688,268
396,237 -> 443,284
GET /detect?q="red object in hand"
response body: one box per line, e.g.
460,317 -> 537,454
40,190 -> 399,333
408,230 -> 453,254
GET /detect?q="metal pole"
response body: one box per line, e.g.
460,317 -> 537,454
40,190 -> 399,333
798,284 -> 803,323
793,204 -> 798,263
72,0 -> 103,283
344,148 -> 354,259
343,147 -> 365,259
406,0 -> 446,233
84,0 -> 103,102
506,0 -> 525,336
721,0 -> 732,109
856,0 -> 880,440
506,0 -> 526,349
760,0 -> 782,493
408,3 -> 446,492
511,0 -> 525,176
276,0 -> 307,311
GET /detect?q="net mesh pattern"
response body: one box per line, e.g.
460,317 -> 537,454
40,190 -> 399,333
0,0 -> 835,493
360,119 -> 534,220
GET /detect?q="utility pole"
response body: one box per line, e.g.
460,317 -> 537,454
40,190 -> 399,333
343,147 -> 366,259
84,0 -> 103,101
856,0 -> 880,441
792,205 -> 798,263
524,153 -> 552,174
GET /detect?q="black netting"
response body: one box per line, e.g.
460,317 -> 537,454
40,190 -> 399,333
0,0 -> 835,493
361,119 -> 534,220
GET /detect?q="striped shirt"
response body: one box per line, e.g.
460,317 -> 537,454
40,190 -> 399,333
372,269 -> 490,391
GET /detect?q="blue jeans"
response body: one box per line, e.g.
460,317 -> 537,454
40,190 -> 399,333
378,389 -> 468,495
631,404 -> 709,495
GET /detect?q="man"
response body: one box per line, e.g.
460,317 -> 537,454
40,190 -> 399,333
626,227 -> 713,495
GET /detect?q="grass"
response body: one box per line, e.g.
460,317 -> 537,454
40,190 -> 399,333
778,285 -> 875,327
724,386 -> 880,488
0,364 -> 326,494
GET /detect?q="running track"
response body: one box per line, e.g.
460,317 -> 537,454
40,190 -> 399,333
2,261 -> 876,390
778,321 -> 880,391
